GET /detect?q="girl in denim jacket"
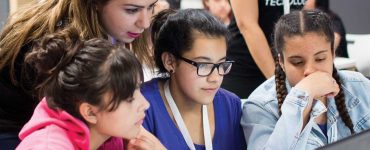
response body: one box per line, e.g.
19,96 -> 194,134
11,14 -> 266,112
241,10 -> 370,150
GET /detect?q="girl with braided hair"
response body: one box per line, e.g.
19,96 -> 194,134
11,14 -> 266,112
241,10 -> 370,150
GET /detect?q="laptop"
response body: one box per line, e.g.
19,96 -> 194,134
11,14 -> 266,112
317,129 -> 370,150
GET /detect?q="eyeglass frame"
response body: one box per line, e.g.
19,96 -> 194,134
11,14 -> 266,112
176,56 -> 234,77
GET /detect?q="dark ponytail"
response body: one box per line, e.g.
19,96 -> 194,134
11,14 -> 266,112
151,9 -> 229,75
25,28 -> 143,119
150,9 -> 177,47
25,28 -> 81,96
274,55 -> 288,116
332,66 -> 355,134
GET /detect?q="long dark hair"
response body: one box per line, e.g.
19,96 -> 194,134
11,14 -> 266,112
0,0 -> 151,85
315,0 -> 329,11
273,10 -> 355,134
150,9 -> 229,75
25,28 -> 143,119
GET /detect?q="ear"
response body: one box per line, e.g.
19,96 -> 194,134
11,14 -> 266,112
161,52 -> 176,73
278,54 -> 285,72
79,102 -> 98,124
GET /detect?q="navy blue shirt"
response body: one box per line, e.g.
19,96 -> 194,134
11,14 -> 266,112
141,78 -> 246,150
318,123 -> 328,139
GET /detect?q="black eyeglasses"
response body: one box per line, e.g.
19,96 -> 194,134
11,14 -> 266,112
177,56 -> 234,77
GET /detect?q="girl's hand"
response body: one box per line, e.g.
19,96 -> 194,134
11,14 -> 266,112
127,126 -> 167,150
294,71 -> 340,100
293,71 -> 339,130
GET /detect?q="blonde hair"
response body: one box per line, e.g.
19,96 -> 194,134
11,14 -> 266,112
0,0 -> 152,84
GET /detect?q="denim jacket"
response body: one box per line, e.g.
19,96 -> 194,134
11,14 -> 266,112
241,70 -> 370,150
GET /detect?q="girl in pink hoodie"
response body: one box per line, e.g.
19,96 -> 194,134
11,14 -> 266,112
16,29 -> 165,150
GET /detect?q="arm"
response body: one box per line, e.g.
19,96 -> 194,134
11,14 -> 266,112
230,0 -> 275,78
241,89 -> 320,150
242,72 -> 340,149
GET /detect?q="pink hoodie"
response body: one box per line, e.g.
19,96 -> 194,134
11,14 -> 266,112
16,98 -> 123,150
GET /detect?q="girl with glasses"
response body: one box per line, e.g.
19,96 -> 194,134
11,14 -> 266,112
241,10 -> 370,150
136,9 -> 246,150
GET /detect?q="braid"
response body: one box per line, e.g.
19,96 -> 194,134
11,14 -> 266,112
275,55 -> 288,115
332,67 -> 355,134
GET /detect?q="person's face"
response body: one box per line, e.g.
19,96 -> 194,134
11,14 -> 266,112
99,0 -> 158,43
280,32 -> 334,87
153,0 -> 170,15
172,34 -> 228,105
204,0 -> 231,21
93,89 -> 150,139
304,0 -> 316,10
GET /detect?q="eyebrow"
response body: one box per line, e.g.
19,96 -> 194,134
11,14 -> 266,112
287,55 -> 302,59
193,56 -> 227,62
314,50 -> 328,55
124,0 -> 158,8
287,50 -> 329,59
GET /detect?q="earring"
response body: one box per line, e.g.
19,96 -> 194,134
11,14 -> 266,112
169,69 -> 174,73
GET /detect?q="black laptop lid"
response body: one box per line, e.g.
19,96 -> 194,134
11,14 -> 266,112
317,129 -> 370,150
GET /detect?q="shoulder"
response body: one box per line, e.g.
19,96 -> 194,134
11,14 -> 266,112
242,77 -> 279,118
247,76 -> 278,105
215,88 -> 242,106
339,70 -> 370,99
339,70 -> 370,90
140,78 -> 164,102
17,125 -> 75,149
216,88 -> 240,100
141,78 -> 160,91
337,71 -> 370,131
339,70 -> 369,83
141,78 -> 166,126
141,78 -> 163,100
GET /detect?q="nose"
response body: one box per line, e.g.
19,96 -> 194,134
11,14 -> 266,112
138,91 -> 150,111
206,67 -> 222,82
136,10 -> 151,30
303,62 -> 318,77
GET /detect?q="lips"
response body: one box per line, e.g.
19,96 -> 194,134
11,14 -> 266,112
127,32 -> 141,38
202,87 -> 219,93
135,115 -> 145,125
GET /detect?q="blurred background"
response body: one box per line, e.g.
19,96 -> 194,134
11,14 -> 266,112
3,0 -> 368,33
1,0 -> 369,76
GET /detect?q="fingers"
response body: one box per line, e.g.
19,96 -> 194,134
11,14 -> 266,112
137,126 -> 161,144
126,139 -> 137,150
127,137 -> 154,150
127,137 -> 153,150
137,132 -> 155,146
295,71 -> 341,99
127,126 -> 162,150
326,78 -> 340,97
